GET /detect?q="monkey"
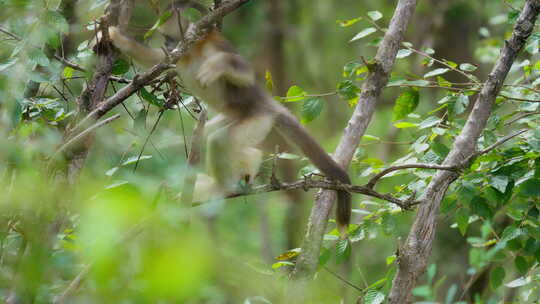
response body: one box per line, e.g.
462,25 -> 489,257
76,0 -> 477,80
105,0 -> 352,235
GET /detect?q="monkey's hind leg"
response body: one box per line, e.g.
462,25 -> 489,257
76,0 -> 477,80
206,114 -> 274,194
192,173 -> 225,202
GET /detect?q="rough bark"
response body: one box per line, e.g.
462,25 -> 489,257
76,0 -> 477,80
62,0 -> 133,183
388,1 -> 540,303
74,0 -> 250,126
291,0 -> 418,280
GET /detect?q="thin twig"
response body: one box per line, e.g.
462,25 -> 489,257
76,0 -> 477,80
180,109 -> 208,226
0,26 -> 21,40
52,114 -> 121,158
476,129 -> 528,155
504,111 -> 540,125
367,129 -> 528,189
366,163 -> 458,189
133,110 -> 164,171
323,266 -> 365,294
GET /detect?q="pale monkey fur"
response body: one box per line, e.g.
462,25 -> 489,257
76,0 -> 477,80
107,1 -> 352,233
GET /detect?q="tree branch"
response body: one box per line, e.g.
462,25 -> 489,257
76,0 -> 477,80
71,0 -> 250,133
366,129 -> 527,189
192,177 -> 419,209
180,109 -> 207,226
290,0 -> 418,282
52,114 -> 121,160
366,164 -> 458,189
388,1 -> 540,302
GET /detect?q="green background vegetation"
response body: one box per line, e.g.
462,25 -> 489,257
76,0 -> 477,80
1,0 -> 540,303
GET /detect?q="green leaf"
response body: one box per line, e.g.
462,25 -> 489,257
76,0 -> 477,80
337,80 -> 360,101
63,66 -> 74,78
381,213 -> 397,235
318,247 -> 332,267
265,70 -> 273,92
519,178 -> 540,196
470,197 -> 493,219
489,266 -> 505,290
337,17 -> 362,27
121,155 -> 152,166
140,87 -> 165,108
184,7 -> 202,22
0,58 -> 17,72
275,248 -> 301,260
396,49 -> 412,59
392,88 -> 419,121
363,289 -> 385,304
455,208 -> 469,236
445,284 -> 458,304
459,63 -> 477,72
277,153 -> 300,160
534,59 -> 540,71
301,98 -> 324,124
426,264 -> 437,284
501,226 -> 524,242
412,285 -> 432,299
388,79 -> 430,87
144,11 -> 172,40
44,10 -> 69,33
505,276 -> 531,288
28,48 -> 50,67
419,116 -> 441,129
350,27 -> 377,42
514,256 -> 529,275
431,142 -> 450,158
394,122 -> 418,129
489,175 -> 509,193
424,68 -> 449,78
445,60 -> 458,68
105,167 -> 119,177
112,59 -> 130,75
437,76 -> 451,87
454,94 -> 469,115
284,85 -> 306,102
11,99 -> 24,127
367,278 -> 387,290
424,47 -> 435,55
271,261 -> 294,269
362,134 -> 381,141
335,239 -> 351,264
367,11 -> 383,21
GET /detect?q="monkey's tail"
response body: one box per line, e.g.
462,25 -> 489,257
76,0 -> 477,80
274,111 -> 351,236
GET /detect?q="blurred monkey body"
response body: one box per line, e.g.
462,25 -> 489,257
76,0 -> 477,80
107,0 -> 352,234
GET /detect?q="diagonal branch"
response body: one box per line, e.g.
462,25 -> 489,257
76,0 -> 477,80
388,1 -> 540,303
71,0 -> 250,133
290,0 -> 418,281
366,164 -> 458,189
366,128 -> 527,189
192,177 -> 419,209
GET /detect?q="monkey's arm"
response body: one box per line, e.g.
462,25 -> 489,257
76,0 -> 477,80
108,27 -> 166,68
197,52 -> 255,88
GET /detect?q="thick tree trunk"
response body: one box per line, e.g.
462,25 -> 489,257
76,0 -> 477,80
291,0 -> 418,281
388,1 -> 540,302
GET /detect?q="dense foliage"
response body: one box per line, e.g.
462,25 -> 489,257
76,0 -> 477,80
0,0 -> 540,303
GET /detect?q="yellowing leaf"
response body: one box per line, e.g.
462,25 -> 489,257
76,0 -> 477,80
275,248 -> 301,261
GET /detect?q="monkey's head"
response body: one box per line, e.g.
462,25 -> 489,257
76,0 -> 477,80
159,0 -> 208,48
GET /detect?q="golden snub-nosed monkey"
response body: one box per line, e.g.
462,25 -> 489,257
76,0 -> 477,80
106,0 -> 352,235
